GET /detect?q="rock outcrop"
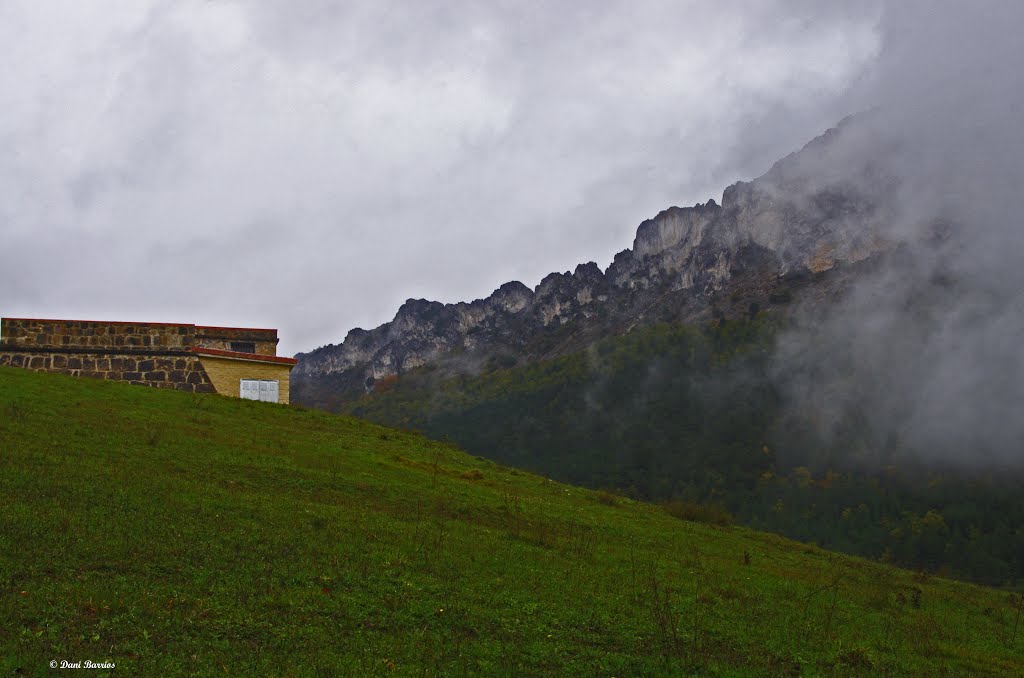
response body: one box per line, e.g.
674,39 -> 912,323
293,115 -> 899,396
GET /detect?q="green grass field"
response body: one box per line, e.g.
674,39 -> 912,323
1,366 -> 1022,675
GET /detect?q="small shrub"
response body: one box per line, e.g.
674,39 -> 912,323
373,374 -> 399,394
460,469 -> 484,481
145,426 -> 163,447
1012,592 -> 1023,646
6,401 -> 26,421
662,500 -> 733,527
836,647 -> 873,670
594,490 -> 618,507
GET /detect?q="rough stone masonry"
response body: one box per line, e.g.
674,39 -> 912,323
0,318 -> 233,393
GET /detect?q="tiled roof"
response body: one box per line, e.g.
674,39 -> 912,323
195,325 -> 278,333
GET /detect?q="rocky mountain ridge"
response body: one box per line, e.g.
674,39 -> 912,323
293,115 -> 898,395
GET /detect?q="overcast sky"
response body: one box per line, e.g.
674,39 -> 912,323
0,1 -> 906,355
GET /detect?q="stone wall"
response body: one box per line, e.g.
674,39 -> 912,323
0,317 -> 295,395
195,326 -> 279,356
0,318 -> 216,392
1,318 -> 195,350
0,350 -> 216,392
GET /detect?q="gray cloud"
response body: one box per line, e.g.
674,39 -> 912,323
0,0 -> 881,354
14,1 -> 1016,467
769,1 -> 1024,466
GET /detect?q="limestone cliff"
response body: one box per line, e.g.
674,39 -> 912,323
293,116 -> 899,398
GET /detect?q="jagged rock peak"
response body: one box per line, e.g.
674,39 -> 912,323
574,261 -> 604,280
293,114 -> 897,385
494,280 -> 533,296
632,200 -> 723,259
486,280 -> 534,313
397,298 -> 442,314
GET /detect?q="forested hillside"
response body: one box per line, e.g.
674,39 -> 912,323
342,316 -> 1024,587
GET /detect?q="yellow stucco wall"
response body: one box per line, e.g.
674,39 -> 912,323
199,355 -> 292,404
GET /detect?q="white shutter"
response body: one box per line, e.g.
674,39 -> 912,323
240,379 -> 280,402
240,379 -> 259,400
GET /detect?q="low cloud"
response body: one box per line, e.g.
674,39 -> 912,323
770,1 -> 1024,467
0,1 -> 881,354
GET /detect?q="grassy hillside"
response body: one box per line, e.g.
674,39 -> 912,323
339,318 -> 1024,587
1,367 -> 1022,675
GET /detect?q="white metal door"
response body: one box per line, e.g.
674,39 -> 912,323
240,379 -> 279,402
240,379 -> 259,400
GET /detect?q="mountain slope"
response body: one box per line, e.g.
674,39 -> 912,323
292,114 -> 894,395
2,366 -> 1022,675
290,112 -> 1024,592
334,314 -> 1024,587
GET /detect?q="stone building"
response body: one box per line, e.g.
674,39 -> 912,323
0,317 -> 296,404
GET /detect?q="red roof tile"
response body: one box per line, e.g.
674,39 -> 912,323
195,325 -> 278,333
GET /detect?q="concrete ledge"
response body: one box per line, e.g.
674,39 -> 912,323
190,347 -> 298,365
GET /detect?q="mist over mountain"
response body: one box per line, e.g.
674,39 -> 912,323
296,1 -> 1024,471
766,1 -> 1024,468
287,2 -> 1024,584
294,104 -> 1022,467
293,113 -> 892,380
